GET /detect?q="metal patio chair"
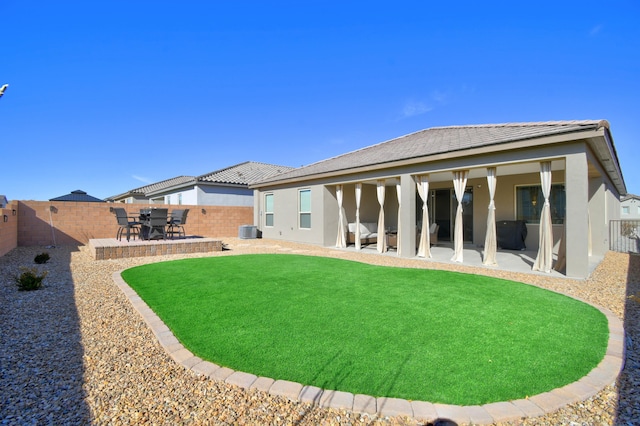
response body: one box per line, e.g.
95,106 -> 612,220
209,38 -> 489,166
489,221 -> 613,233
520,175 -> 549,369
167,208 -> 189,239
114,207 -> 140,241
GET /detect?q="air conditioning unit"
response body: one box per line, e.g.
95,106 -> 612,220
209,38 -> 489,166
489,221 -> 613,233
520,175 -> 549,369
238,225 -> 258,239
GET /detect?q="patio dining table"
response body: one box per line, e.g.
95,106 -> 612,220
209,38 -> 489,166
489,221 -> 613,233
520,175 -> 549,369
138,208 -> 168,240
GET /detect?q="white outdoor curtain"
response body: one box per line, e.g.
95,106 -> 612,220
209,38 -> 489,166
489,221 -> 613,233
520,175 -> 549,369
335,185 -> 346,248
355,183 -> 362,250
587,210 -> 593,256
396,181 -> 402,257
451,170 -> 469,262
554,222 -> 566,272
533,161 -> 553,273
483,167 -> 498,266
376,180 -> 387,253
416,175 -> 431,258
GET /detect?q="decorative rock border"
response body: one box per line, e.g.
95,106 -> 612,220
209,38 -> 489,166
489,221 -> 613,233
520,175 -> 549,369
112,271 -> 625,424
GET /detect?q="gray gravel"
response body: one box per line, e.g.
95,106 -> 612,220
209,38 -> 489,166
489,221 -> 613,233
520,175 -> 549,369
1,239 -> 638,425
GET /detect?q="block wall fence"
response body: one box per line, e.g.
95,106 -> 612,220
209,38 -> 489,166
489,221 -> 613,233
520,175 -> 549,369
1,201 -> 253,252
0,203 -> 19,257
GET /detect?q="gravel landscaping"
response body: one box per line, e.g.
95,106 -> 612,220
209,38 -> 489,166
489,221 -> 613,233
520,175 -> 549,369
1,238 -> 638,425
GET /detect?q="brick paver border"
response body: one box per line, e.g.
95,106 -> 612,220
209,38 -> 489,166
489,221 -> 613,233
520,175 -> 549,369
112,270 -> 625,425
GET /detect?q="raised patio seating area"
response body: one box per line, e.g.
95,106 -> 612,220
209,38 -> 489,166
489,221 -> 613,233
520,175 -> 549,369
89,237 -> 223,260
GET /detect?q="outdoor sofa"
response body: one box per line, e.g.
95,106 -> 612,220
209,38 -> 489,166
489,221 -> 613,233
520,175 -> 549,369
347,222 -> 378,245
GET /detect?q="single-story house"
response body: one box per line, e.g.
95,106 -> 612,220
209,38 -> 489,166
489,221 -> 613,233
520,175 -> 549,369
621,194 -> 640,219
107,161 -> 294,206
250,120 -> 626,279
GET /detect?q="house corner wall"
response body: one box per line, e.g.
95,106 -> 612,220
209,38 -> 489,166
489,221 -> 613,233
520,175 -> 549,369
588,176 -> 608,257
565,151 -> 590,278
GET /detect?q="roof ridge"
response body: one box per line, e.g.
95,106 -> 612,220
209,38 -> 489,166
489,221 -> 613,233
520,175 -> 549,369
431,119 -> 607,130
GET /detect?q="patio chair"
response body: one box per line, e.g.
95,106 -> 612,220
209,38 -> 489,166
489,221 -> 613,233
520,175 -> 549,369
429,223 -> 439,246
142,208 -> 168,240
167,208 -> 189,239
114,208 -> 140,241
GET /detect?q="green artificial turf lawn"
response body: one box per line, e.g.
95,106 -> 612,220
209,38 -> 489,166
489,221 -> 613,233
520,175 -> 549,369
121,254 -> 608,405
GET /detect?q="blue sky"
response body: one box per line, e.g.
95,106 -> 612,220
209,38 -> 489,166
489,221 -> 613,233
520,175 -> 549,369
2,1 -> 639,200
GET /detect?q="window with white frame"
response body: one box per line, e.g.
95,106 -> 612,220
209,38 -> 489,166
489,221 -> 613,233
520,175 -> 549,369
264,193 -> 274,227
165,195 -> 171,204
516,184 -> 565,224
299,189 -> 311,229
178,193 -> 182,205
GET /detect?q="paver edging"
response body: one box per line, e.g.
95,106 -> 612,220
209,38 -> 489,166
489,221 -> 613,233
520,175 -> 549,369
113,269 -> 626,425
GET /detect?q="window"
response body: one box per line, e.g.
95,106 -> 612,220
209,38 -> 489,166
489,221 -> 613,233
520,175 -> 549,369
516,184 -> 565,224
178,193 -> 182,205
622,206 -> 630,215
264,193 -> 274,227
299,189 -> 311,229
165,195 -> 171,204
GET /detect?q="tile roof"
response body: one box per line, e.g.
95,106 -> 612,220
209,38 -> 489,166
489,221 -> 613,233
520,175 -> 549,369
197,161 -> 295,185
131,176 -> 195,195
621,194 -> 640,202
252,120 -> 612,185
107,162 -> 295,200
107,176 -> 195,200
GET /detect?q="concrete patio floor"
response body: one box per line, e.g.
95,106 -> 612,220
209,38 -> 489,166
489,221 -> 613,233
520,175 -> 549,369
336,242 -> 603,279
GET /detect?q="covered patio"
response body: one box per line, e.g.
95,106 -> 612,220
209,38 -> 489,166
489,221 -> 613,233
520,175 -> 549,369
253,121 -> 625,279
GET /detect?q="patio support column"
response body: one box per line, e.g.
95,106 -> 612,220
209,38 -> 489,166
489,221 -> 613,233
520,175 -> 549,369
398,174 -> 416,258
482,167 -> 498,266
376,180 -> 387,253
355,183 -> 362,250
335,185 -> 346,248
396,181 -> 402,257
416,175 -> 431,258
451,170 -> 468,263
564,152 -> 590,278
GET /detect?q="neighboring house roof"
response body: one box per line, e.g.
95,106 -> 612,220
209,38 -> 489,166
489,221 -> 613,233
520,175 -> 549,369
251,120 -> 625,194
107,162 -> 294,201
621,194 -> 640,202
107,176 -> 195,201
197,161 -> 295,185
50,189 -> 105,202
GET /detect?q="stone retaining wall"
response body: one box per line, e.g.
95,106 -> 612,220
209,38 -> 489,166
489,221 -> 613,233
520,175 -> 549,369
89,238 -> 224,260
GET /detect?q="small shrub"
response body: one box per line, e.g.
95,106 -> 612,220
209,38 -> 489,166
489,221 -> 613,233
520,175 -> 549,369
34,252 -> 51,264
15,267 -> 48,291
